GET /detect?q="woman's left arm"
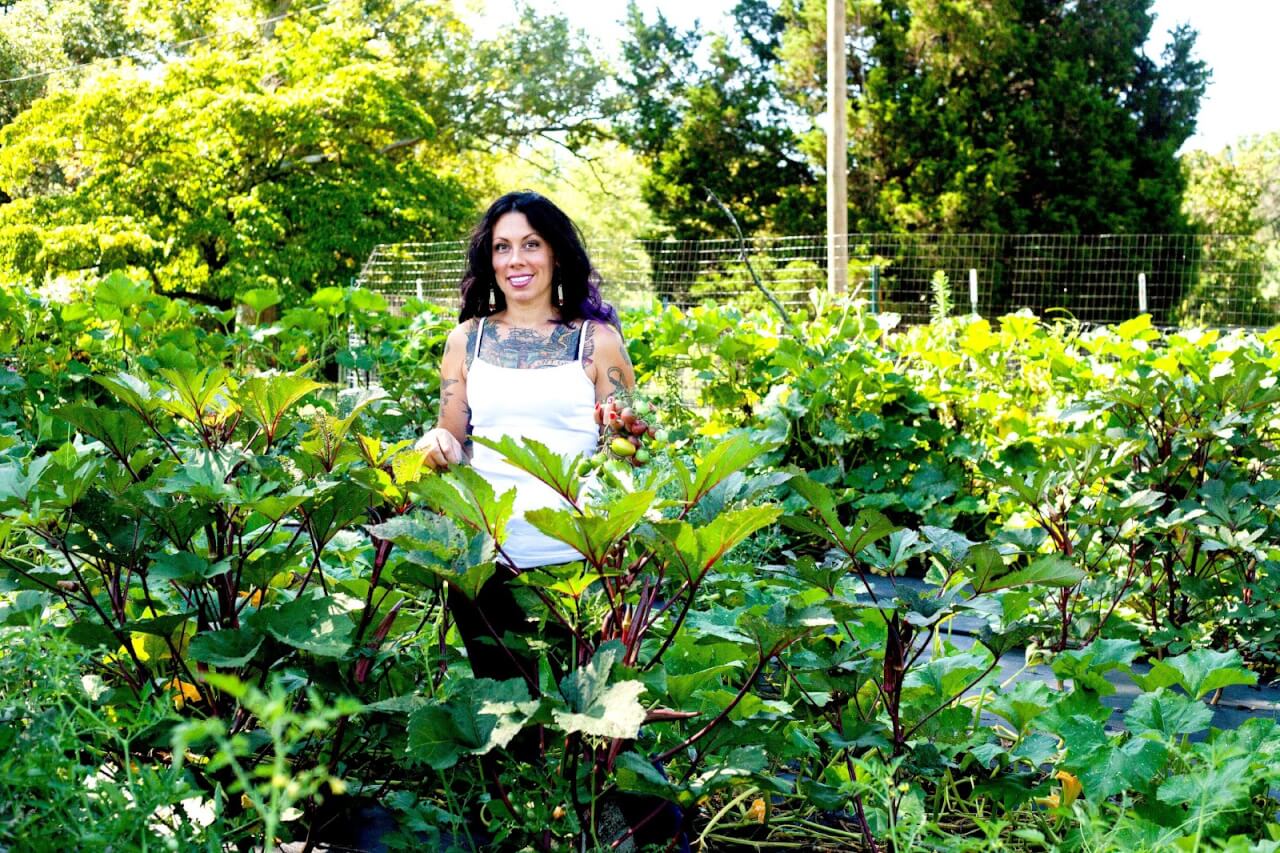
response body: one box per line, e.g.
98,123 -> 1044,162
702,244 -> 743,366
586,322 -> 637,402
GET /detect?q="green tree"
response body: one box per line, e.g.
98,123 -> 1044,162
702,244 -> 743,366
0,0 -> 138,130
0,0 -> 613,302
779,0 -> 1209,234
617,0 -> 823,239
1179,132 -> 1280,324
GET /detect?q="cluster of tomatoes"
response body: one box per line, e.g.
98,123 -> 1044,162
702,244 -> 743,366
591,395 -> 667,467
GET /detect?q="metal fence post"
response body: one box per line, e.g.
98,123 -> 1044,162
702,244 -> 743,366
969,268 -> 979,316
870,265 -> 880,314
1138,273 -> 1148,315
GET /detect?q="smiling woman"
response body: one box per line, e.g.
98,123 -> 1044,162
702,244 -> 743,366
414,189 -> 635,626
409,191 -> 684,845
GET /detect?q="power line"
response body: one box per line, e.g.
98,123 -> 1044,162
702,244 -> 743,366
0,0 -> 342,86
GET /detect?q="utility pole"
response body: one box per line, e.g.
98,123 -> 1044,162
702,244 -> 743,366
826,0 -> 848,294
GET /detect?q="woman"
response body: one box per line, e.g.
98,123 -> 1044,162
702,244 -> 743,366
417,191 -> 684,852
417,190 -> 635,679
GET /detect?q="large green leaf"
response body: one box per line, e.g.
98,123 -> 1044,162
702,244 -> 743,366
987,680 -> 1056,735
413,466 -> 516,544
903,649 -> 993,705
247,486 -> 310,522
1059,714 -> 1169,800
252,590 -> 361,658
406,678 -> 538,769
525,491 -> 655,567
784,476 -> 898,558
156,448 -> 241,502
400,530 -> 498,600
235,373 -> 324,443
237,287 -> 282,315
1052,639 -> 1142,696
680,433 -> 773,506
552,641 -> 646,739
93,371 -> 158,416
1156,759 -> 1254,828
1123,688 -> 1214,738
970,553 -> 1084,594
156,367 -> 234,425
0,456 -> 53,508
1080,737 -> 1169,800
738,598 -> 834,653
470,434 -> 586,505
147,551 -> 232,583
123,612 -> 193,638
56,404 -> 150,464
301,482 -> 372,547
650,505 -> 782,582
188,627 -> 264,668
1136,648 -> 1258,700
95,270 -> 150,319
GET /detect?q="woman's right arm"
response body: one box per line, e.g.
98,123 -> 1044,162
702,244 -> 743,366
418,321 -> 472,468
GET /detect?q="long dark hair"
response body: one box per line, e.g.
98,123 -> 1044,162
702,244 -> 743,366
458,191 -> 619,327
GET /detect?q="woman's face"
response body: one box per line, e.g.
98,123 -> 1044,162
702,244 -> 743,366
491,211 -> 555,312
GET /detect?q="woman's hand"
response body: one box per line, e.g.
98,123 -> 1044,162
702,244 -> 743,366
416,427 -> 464,469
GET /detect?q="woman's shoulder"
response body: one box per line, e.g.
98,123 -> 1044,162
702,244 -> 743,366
582,319 -> 630,368
443,319 -> 481,363
584,318 -> 625,349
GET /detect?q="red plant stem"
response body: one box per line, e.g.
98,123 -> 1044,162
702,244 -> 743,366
853,793 -> 880,853
608,800 -> 671,850
352,538 -> 395,647
656,648 -> 779,764
641,574 -> 705,672
903,658 -> 1000,741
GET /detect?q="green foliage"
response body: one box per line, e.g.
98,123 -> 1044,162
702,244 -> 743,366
617,0 -> 822,240
780,0 -> 1208,234
0,0 -> 615,301
621,0 -> 1209,244
0,624 -> 225,848
1180,132 -> 1280,325
3,281 -> 1280,850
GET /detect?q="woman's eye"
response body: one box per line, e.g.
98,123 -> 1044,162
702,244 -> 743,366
495,244 -> 509,253
525,241 -> 540,250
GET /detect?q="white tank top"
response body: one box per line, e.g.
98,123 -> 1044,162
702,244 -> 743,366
467,317 -> 599,569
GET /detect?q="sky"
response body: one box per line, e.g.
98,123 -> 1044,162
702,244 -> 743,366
466,0 -> 1280,154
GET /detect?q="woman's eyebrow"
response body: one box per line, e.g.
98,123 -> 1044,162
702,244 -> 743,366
494,232 -> 540,242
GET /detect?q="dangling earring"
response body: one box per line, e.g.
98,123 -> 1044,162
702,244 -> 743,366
488,283 -> 497,311
553,272 -> 563,308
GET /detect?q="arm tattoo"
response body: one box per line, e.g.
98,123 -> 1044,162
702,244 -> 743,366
480,321 -> 581,368
581,322 -> 596,368
607,366 -> 626,397
440,378 -> 458,410
463,320 -> 478,370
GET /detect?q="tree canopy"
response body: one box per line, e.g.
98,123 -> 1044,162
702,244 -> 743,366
0,0 -> 612,302
616,0 -> 823,239
620,0 -> 1209,236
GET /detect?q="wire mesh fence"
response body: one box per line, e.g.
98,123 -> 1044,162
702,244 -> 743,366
356,232 -> 1280,328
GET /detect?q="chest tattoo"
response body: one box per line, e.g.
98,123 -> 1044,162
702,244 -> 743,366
472,321 -> 582,369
